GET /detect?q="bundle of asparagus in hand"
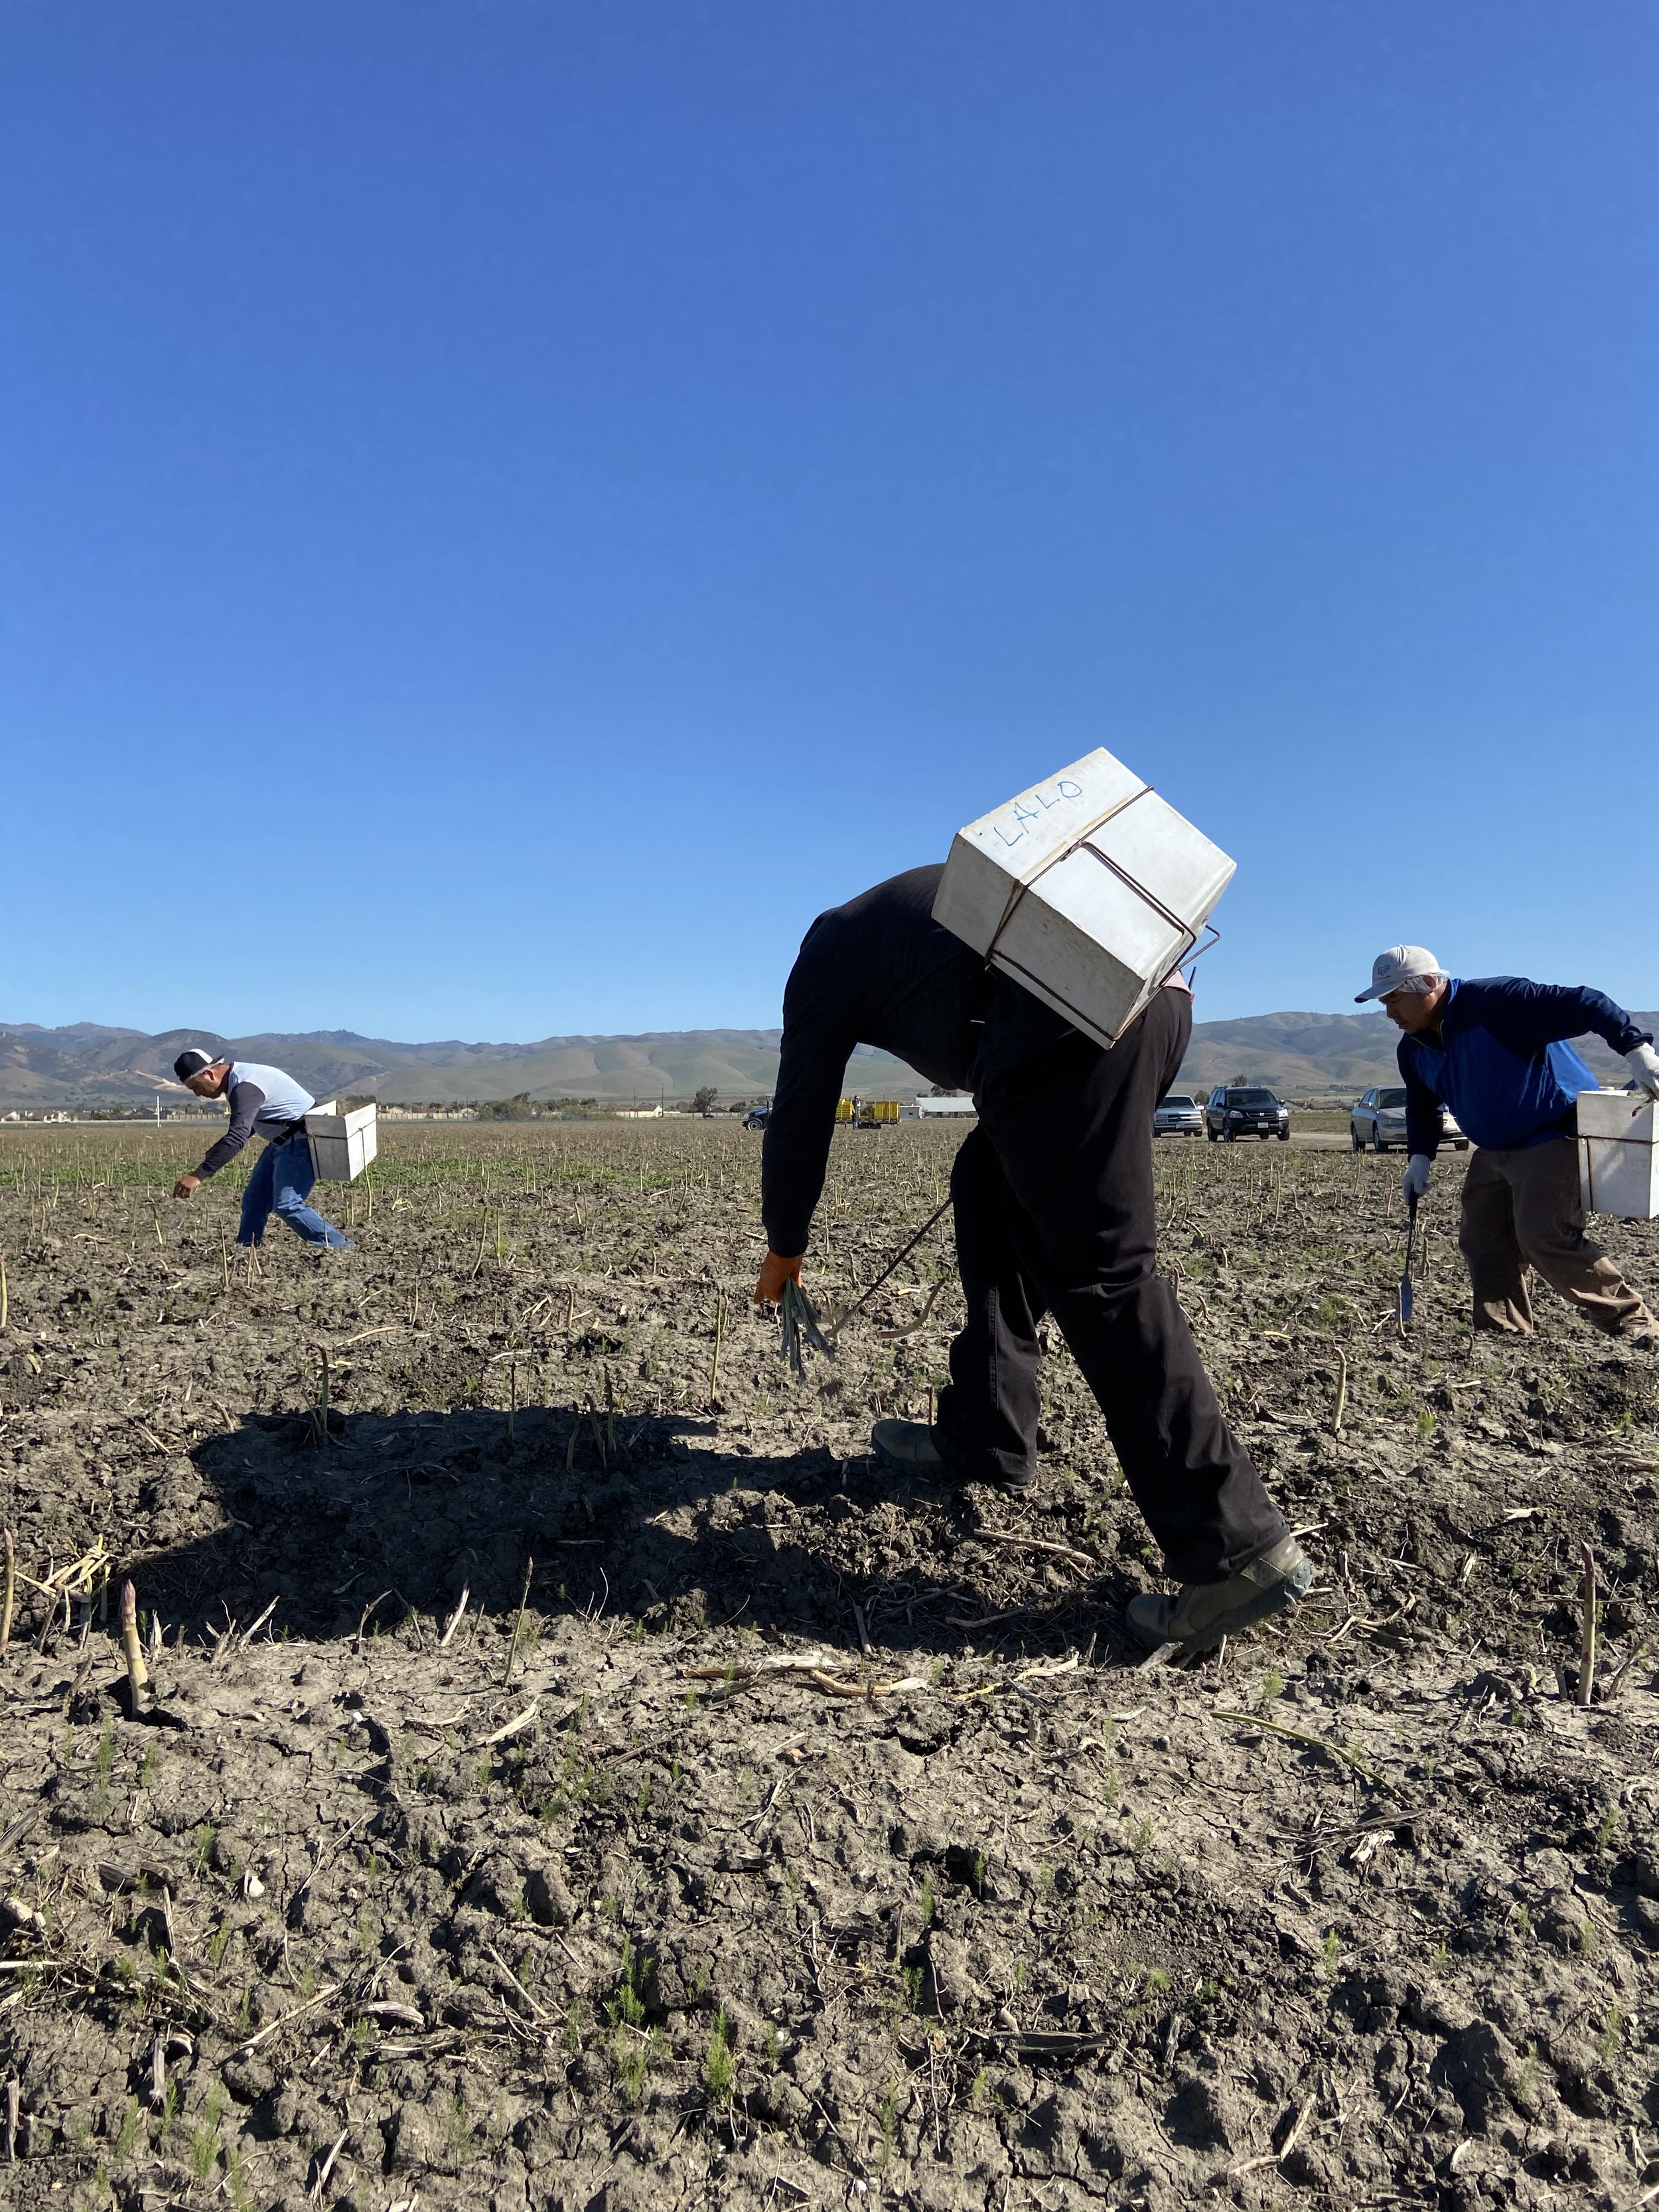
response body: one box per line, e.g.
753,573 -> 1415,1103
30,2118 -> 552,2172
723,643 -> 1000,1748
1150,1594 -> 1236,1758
779,1278 -> 834,1377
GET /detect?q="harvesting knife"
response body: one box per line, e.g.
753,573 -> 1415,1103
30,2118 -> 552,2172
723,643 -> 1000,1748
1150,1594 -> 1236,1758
1398,1193 -> 1419,1331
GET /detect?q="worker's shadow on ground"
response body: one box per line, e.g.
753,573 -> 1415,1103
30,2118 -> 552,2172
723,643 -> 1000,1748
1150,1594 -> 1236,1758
153,1400 -> 1112,1657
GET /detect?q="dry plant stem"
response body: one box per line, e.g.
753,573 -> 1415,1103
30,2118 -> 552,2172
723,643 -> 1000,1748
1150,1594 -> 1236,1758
354,1591 -> 391,1650
1578,1542 -> 1597,1708
119,1579 -> 149,1702
1232,2098 -> 1312,2179
311,2128 -> 349,2199
981,1530 -> 1101,1573
0,1809 -> 43,1863
478,1701 -> 540,1747
14,1538 -> 110,1606
1,1527 -> 13,1657
502,1556 -> 535,1686
680,1651 -> 847,1682
810,1669 -> 926,1701
1213,1708 -> 1377,1781
484,1941 -> 551,2022
232,1982 -> 340,2061
1331,1348 -> 1348,1436
1599,1640 -> 1646,1699
5,2077 -> 17,2164
438,1587 -> 470,1649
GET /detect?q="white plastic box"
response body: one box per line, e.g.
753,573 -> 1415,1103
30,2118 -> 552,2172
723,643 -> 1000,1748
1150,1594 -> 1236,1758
932,747 -> 1236,1050
1577,1090 -> 1659,1220
304,1100 -> 378,1183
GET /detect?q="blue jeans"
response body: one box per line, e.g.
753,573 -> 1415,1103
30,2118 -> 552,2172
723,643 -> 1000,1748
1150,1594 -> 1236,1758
237,1134 -> 351,1249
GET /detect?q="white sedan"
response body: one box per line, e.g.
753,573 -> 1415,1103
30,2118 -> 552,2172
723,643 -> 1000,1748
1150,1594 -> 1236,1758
1350,1086 -> 1468,1153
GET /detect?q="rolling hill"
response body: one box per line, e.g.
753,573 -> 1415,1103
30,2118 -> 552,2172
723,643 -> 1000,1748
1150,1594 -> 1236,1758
1,1006 -> 1652,1110
0,1023 -> 922,1108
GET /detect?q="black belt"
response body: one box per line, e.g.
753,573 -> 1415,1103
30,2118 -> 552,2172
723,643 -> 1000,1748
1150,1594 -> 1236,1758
270,1124 -> 309,1145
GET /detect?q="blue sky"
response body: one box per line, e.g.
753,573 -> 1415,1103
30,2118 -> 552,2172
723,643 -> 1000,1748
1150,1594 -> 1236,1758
4,3 -> 1656,1040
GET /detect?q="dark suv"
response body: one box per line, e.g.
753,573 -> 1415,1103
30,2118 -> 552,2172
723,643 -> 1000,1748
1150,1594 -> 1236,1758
1205,1086 -> 1291,1142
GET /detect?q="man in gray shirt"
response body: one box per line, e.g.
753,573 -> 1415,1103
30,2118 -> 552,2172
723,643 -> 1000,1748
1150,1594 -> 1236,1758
171,1047 -> 352,1252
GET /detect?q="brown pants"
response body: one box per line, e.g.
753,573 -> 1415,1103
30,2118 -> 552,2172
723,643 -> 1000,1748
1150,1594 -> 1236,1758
1458,1138 -> 1653,1337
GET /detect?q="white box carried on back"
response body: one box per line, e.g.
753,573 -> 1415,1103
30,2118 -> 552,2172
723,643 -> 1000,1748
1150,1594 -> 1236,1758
932,747 -> 1236,1050
1577,1090 -> 1659,1220
304,1100 -> 379,1184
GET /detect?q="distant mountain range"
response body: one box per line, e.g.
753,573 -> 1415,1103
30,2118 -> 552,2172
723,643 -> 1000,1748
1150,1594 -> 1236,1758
1,1007 -> 1651,1109
1171,1008 -> 1653,1096
0,1022 -> 919,1107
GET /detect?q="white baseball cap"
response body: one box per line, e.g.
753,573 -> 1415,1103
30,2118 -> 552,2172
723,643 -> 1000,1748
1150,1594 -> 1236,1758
1355,945 -> 1446,1003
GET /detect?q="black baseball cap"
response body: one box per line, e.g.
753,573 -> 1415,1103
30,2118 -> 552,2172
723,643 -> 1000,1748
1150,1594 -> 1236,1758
173,1048 -> 223,1082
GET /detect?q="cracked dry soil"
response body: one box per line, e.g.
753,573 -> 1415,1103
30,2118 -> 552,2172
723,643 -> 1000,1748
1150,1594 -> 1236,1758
2,1117 -> 1658,2212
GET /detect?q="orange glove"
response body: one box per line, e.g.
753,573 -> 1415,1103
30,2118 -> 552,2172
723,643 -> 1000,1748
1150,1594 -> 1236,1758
753,1250 -> 804,1306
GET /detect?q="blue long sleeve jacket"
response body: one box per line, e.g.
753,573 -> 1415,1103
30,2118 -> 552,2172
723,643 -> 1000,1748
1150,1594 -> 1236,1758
1399,978 -> 1652,1159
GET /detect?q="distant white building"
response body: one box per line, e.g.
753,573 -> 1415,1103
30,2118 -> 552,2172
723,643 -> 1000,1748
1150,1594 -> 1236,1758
914,1093 -> 976,1118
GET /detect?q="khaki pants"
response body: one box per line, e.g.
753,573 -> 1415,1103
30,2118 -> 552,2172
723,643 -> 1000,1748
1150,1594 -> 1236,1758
1457,1138 -> 1653,1337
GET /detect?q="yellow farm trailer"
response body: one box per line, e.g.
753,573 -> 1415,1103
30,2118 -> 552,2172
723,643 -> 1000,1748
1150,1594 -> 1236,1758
837,1098 -> 901,1129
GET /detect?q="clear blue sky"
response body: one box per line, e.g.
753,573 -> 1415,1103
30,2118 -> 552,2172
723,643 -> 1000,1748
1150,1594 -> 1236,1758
4,3 -> 1656,1041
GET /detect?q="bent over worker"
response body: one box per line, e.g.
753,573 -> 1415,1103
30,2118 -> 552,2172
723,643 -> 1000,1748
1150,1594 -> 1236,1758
170,1048 -> 353,1252
1356,946 -> 1658,1348
754,867 -> 1311,1656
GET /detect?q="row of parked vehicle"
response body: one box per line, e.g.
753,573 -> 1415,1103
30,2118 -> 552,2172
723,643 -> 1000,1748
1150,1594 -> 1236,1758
1154,1084 -> 1469,1149
1153,1087 -> 1291,1141
753,1086 -> 1469,1149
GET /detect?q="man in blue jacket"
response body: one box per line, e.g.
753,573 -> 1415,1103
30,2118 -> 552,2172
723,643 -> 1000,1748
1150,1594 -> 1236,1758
1356,947 -> 1658,1345
170,1047 -> 353,1252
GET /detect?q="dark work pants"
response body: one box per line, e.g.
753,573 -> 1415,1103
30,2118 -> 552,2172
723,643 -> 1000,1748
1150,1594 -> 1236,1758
934,985 -> 1289,1584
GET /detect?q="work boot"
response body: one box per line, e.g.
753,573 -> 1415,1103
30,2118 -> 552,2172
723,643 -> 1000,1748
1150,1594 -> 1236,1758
869,1420 -> 1034,1494
1125,1536 -> 1313,1655
871,1419 -> 947,1475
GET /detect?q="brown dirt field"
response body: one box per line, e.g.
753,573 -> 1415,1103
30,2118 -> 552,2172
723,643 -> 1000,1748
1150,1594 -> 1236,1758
1,1118 -> 1657,2212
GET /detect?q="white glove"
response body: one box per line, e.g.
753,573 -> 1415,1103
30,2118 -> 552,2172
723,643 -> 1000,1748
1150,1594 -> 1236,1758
1402,1154 -> 1432,1201
1624,1042 -> 1659,1100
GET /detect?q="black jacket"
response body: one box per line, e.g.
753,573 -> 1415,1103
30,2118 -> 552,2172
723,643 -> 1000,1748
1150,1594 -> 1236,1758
760,866 -> 1066,1254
